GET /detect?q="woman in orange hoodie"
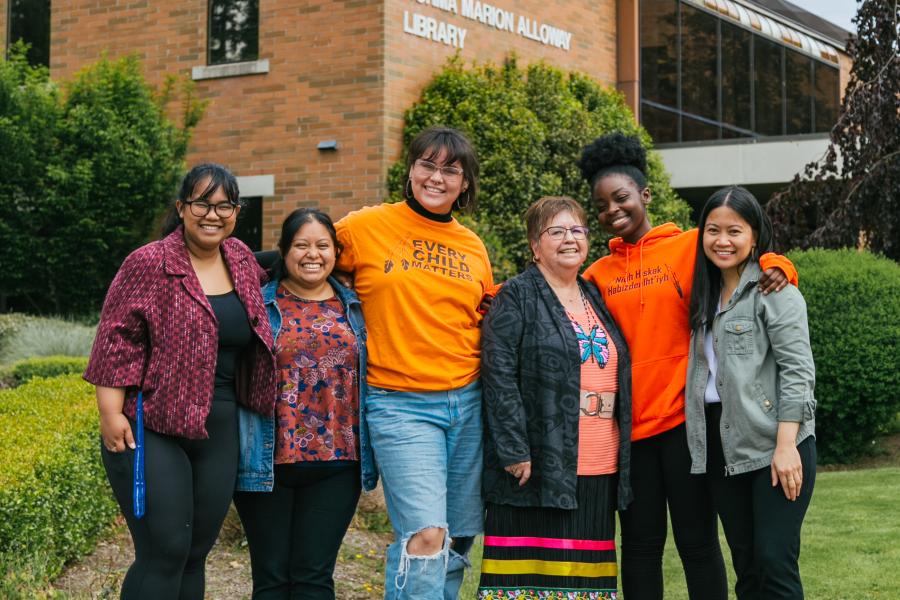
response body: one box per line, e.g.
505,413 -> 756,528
576,133 -> 796,600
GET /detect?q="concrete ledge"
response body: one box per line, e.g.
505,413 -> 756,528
237,175 -> 274,197
191,59 -> 269,81
657,136 -> 832,187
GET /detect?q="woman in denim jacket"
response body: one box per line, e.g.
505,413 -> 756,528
686,186 -> 816,600
234,208 -> 374,600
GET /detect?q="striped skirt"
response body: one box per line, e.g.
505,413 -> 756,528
477,475 -> 617,600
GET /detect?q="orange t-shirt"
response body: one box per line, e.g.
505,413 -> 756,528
335,202 -> 493,391
566,305 -> 620,475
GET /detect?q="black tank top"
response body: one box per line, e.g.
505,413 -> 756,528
207,291 -> 253,401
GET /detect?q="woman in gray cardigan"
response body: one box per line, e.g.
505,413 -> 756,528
686,186 -> 816,600
478,196 -> 632,600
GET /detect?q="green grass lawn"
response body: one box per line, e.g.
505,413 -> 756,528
461,467 -> 900,599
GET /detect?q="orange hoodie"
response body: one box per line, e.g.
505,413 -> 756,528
582,223 -> 797,441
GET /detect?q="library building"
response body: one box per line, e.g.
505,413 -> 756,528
3,0 -> 851,247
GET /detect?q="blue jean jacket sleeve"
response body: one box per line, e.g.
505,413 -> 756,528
236,276 -> 377,492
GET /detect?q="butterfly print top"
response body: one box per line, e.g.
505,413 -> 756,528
273,287 -> 359,464
566,304 -> 620,476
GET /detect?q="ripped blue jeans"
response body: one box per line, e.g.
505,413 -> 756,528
366,380 -> 484,600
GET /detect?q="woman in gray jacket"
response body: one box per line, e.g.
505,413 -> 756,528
686,186 -> 816,600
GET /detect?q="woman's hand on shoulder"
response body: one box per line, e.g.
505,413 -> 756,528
332,270 -> 355,289
504,460 -> 532,487
758,267 -> 789,295
100,412 -> 135,453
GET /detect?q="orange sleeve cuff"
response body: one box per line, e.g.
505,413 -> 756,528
477,283 -> 504,315
759,253 -> 799,286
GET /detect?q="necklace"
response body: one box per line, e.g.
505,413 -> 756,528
563,286 -> 598,329
564,286 -> 610,367
280,279 -> 334,302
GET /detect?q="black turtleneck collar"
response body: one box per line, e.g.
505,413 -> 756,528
406,196 -> 453,223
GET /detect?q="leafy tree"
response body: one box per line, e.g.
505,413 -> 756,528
0,48 -> 205,315
388,56 -> 692,279
768,0 -> 899,260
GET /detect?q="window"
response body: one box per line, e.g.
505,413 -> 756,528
639,1 -> 841,143
233,197 -> 262,251
208,0 -> 259,65
640,0 -> 677,107
785,49 -> 813,134
720,21 -> 752,134
680,4 -> 718,128
813,62 -> 840,133
753,37 -> 784,136
7,0 -> 51,68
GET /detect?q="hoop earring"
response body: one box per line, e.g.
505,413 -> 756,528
532,255 -> 539,263
456,189 -> 471,210
405,179 -> 413,200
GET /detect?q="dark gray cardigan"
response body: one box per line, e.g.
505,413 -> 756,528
481,265 -> 633,510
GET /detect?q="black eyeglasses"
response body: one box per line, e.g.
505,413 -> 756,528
184,200 -> 238,218
414,159 -> 464,179
540,225 -> 590,240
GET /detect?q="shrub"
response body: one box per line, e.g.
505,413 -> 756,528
388,56 -> 692,279
0,356 -> 89,388
0,375 -> 116,595
788,249 -> 900,463
0,48 -> 205,316
0,317 -> 96,365
0,313 -> 34,347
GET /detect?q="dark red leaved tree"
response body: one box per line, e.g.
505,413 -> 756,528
768,0 -> 899,260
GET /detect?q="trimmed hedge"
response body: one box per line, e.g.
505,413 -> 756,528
788,249 -> 900,463
0,356 -> 89,388
0,374 -> 116,595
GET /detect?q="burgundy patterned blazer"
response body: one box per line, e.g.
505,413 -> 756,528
84,227 -> 276,439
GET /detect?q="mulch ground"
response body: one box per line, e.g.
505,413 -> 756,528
50,434 -> 899,598
51,489 -> 392,600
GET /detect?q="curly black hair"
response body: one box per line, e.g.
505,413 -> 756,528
576,132 -> 648,191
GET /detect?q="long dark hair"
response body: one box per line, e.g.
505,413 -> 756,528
688,186 -> 774,330
272,208 -> 343,281
160,163 -> 241,237
404,126 -> 479,213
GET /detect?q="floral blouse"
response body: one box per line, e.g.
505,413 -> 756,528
273,286 -> 360,463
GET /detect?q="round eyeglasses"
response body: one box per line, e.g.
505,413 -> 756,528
184,200 -> 238,218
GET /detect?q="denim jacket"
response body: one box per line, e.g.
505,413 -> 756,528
236,276 -> 377,492
686,262 -> 816,477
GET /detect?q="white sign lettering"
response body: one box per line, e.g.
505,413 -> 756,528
402,0 -> 572,51
404,11 -> 468,49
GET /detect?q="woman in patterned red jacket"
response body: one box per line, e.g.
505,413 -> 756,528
84,164 -> 276,600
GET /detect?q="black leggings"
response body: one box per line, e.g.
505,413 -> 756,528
233,462 -> 361,600
706,403 -> 816,600
619,423 -> 728,600
101,399 -> 239,600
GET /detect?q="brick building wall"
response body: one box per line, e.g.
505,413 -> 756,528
383,0 -> 617,171
5,0 -> 615,247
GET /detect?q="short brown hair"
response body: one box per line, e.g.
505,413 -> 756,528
524,196 -> 587,243
404,126 -> 479,213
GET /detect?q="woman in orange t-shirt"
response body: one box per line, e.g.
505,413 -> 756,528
334,126 -> 493,599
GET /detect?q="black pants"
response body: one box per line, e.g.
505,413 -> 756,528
233,462 -> 362,600
705,402 -> 816,600
619,423 -> 728,600
101,399 -> 239,600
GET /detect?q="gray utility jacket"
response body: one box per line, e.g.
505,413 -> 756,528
686,262 -> 816,477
